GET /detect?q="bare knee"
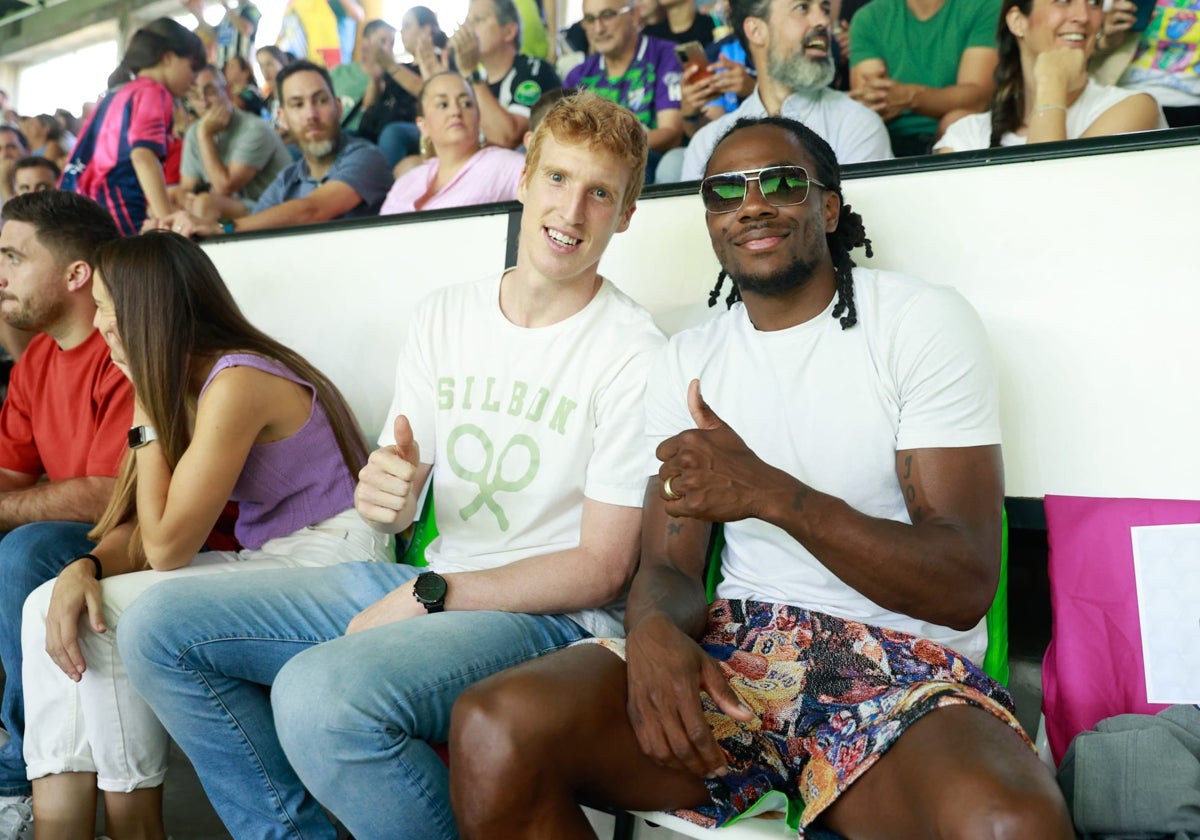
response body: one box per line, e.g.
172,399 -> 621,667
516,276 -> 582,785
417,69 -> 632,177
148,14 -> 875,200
451,670 -> 564,787
941,775 -> 1074,840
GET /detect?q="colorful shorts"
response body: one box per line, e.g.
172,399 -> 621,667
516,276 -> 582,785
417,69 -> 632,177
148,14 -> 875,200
585,599 -> 1031,837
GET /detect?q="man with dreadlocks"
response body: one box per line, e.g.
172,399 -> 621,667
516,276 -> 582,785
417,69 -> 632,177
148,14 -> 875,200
447,115 -> 1072,839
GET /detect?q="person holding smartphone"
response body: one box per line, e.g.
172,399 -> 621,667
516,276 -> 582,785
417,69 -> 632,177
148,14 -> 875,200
1092,0 -> 1200,127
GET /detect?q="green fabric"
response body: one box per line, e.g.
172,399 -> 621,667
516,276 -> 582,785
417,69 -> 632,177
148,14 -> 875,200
330,62 -> 370,131
849,0 -> 1000,138
982,505 -> 1010,686
398,492 -> 438,566
513,0 -> 550,60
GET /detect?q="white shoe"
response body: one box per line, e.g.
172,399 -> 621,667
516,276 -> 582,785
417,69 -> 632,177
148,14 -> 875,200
0,795 -> 31,840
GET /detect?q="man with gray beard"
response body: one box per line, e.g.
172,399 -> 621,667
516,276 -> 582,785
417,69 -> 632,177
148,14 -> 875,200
159,60 -> 393,238
680,0 -> 893,180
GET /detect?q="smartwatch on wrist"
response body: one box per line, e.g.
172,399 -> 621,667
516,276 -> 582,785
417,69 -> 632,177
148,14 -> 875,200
128,425 -> 158,449
412,571 -> 448,613
468,68 -> 487,84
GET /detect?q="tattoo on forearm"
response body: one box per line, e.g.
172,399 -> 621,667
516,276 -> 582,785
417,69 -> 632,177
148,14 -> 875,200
667,523 -> 684,536
792,486 -> 809,511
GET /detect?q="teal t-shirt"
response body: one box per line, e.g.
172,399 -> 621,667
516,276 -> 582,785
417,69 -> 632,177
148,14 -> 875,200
851,0 -> 1000,138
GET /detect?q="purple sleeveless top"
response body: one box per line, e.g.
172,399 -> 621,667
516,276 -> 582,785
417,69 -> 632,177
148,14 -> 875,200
199,353 -> 358,550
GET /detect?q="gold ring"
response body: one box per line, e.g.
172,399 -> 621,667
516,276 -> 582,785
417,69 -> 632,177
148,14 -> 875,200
663,475 -> 680,500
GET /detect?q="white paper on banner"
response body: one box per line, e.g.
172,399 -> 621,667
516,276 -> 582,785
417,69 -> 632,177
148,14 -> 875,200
1131,523 -> 1200,705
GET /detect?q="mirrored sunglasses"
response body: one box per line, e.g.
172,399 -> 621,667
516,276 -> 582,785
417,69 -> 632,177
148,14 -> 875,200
699,165 -> 827,214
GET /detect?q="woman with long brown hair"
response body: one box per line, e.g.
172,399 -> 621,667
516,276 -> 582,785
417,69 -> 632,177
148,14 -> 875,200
936,0 -> 1164,151
20,232 -> 392,839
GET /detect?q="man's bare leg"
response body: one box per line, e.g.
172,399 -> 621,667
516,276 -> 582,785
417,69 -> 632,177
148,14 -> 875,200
451,644 -> 710,840
821,704 -> 1072,840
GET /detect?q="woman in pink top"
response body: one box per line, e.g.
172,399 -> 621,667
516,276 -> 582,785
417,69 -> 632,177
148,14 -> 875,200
380,71 -> 526,215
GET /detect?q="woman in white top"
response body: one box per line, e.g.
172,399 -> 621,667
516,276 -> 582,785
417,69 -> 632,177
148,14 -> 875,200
936,0 -> 1164,151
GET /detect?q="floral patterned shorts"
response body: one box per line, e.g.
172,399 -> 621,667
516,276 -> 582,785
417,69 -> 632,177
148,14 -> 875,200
585,599 -> 1031,837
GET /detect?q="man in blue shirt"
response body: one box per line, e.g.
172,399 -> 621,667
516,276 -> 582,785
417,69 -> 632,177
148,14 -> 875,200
160,61 -> 393,238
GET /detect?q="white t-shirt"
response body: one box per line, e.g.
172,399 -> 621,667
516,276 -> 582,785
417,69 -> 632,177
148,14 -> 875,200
644,268 -> 1000,663
682,88 -> 894,181
381,273 -> 665,637
934,79 -> 1166,152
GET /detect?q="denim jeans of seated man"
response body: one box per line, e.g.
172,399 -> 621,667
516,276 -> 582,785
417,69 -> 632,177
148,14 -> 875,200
118,561 -> 590,840
0,522 -> 96,796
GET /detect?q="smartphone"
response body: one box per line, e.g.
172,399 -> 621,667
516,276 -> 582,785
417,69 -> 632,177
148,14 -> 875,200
675,41 -> 711,82
1132,0 -> 1158,32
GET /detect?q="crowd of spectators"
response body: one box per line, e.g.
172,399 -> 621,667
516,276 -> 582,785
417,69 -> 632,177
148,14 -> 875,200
0,0 -> 1189,240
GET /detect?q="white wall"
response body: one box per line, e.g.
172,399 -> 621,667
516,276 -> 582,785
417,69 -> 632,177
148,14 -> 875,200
205,141 -> 1200,502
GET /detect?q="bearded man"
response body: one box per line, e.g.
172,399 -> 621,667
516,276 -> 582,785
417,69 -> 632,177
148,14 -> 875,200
158,60 -> 393,238
681,0 -> 893,179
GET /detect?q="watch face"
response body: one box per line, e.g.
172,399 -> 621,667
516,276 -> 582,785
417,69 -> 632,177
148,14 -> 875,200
413,572 -> 447,604
128,426 -> 146,448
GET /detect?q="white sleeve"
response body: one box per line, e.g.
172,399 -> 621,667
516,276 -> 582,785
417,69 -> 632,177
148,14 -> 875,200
890,286 -> 1001,451
642,341 -> 694,476
378,296 -> 438,462
584,340 -> 663,507
933,113 -> 989,153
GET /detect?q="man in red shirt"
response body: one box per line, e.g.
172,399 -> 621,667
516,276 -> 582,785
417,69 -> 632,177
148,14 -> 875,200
0,190 -> 132,829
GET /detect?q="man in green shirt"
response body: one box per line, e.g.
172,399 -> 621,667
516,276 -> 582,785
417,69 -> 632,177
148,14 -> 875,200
849,0 -> 1000,155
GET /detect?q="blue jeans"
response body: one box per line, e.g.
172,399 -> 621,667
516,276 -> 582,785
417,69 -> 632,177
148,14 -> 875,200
0,521 -> 95,795
118,562 -> 588,839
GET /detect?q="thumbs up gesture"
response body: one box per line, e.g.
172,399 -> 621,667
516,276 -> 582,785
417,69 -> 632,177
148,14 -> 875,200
393,414 -> 420,467
355,414 -> 424,531
654,379 -> 781,522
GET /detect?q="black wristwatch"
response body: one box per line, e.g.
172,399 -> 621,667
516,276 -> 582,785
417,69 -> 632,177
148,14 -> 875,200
128,425 -> 159,449
468,68 -> 487,84
412,571 -> 448,613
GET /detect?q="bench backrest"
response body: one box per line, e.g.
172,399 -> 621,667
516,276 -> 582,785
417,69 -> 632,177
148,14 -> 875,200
203,140 -> 1200,502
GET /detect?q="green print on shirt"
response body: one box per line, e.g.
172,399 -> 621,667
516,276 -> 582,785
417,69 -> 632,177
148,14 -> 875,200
446,424 -> 539,531
576,66 -> 657,127
438,376 -> 579,531
436,376 -> 578,434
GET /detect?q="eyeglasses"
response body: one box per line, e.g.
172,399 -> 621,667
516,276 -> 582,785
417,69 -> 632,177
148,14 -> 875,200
580,5 -> 632,26
699,165 -> 827,214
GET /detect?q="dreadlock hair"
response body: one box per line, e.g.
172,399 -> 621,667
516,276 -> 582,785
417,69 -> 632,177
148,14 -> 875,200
705,116 -> 872,329
989,0 -> 1031,147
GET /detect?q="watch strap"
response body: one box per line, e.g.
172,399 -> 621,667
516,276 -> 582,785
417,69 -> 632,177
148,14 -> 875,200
128,425 -> 159,449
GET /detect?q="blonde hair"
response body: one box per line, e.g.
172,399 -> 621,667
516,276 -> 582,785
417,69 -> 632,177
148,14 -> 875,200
524,91 -> 648,214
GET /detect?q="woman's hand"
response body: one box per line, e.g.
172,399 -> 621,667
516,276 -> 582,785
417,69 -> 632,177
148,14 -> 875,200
1032,47 -> 1088,99
1098,0 -> 1137,51
44,558 -> 105,681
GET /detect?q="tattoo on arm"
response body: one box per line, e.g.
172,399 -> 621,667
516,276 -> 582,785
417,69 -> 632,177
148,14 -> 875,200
902,454 -> 913,480
667,522 -> 684,536
792,486 -> 809,511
